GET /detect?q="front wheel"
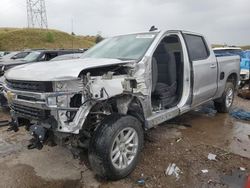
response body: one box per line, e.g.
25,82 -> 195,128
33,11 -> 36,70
88,114 -> 144,180
214,82 -> 235,113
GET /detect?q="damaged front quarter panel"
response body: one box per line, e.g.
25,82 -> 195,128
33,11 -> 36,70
66,58 -> 152,133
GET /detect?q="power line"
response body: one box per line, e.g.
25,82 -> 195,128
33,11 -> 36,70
26,0 -> 48,29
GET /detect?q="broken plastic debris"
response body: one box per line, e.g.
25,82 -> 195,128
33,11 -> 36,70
165,163 -> 182,180
201,169 -> 209,173
208,153 -> 217,161
137,178 -> 145,186
176,138 -> 182,143
239,167 -> 246,171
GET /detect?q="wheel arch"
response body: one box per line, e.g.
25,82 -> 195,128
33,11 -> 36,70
110,94 -> 146,126
83,94 -> 147,131
226,72 -> 238,89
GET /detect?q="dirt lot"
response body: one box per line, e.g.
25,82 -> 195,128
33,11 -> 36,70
0,96 -> 249,188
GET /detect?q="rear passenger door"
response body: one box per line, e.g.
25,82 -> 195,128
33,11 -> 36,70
183,33 -> 217,106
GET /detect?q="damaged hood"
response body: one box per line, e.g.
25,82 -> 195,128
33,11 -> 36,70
5,58 -> 133,81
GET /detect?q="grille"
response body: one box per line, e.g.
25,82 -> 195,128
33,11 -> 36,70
11,103 -> 50,119
17,95 -> 45,102
7,80 -> 53,93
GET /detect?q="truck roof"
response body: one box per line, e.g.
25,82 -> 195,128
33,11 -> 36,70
113,30 -> 204,37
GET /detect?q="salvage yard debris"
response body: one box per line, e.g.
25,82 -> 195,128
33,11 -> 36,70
201,169 -> 209,173
176,138 -> 182,143
165,163 -> 182,180
238,87 -> 250,99
137,178 -> 145,186
208,153 -> 217,161
230,108 -> 250,121
0,120 -> 9,127
240,167 -> 246,171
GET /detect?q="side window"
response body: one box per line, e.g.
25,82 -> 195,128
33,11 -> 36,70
183,34 -> 209,61
39,54 -> 46,61
43,52 -> 58,61
12,52 -> 29,59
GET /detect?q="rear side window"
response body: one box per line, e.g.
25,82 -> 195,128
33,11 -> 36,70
45,52 -> 58,61
184,34 -> 209,61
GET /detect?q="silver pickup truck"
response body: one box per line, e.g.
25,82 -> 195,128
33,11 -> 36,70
3,30 -> 240,180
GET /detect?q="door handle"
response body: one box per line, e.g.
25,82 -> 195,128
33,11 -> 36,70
210,64 -> 216,68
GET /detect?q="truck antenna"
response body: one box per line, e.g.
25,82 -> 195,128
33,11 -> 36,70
149,26 -> 158,31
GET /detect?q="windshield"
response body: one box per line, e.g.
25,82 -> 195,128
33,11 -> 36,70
23,51 -> 41,62
82,33 -> 157,60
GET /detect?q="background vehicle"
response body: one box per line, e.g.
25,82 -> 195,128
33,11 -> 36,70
0,51 -> 10,57
0,51 -> 22,61
3,30 -> 240,180
213,47 -> 243,57
0,49 -> 83,107
0,51 -> 32,73
240,50 -> 250,86
0,49 -> 83,76
50,53 -> 83,61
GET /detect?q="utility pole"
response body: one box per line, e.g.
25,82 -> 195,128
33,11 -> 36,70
71,18 -> 74,49
26,0 -> 48,29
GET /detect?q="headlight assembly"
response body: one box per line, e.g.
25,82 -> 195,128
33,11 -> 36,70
47,80 -> 82,108
47,96 -> 57,107
57,95 -> 68,107
47,95 -> 68,108
53,80 -> 83,92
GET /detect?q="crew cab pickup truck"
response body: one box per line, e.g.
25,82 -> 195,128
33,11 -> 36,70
3,30 -> 240,180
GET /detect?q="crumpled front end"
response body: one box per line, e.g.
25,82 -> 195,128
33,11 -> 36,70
3,79 -> 86,133
3,58 -> 151,149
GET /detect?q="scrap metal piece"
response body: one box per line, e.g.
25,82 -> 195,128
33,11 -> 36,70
0,120 -> 9,127
165,163 -> 182,180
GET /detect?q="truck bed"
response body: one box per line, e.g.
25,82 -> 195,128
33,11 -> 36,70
214,55 -> 240,99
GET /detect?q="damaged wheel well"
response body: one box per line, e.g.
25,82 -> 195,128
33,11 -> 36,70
82,94 -> 146,134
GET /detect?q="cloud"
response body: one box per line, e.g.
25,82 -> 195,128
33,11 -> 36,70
0,0 -> 249,45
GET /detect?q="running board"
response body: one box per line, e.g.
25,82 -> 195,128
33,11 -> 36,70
145,107 -> 180,129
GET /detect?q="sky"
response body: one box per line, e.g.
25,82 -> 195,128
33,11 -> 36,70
0,0 -> 249,45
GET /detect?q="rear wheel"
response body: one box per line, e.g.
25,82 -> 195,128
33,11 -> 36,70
88,114 -> 144,180
214,82 -> 235,113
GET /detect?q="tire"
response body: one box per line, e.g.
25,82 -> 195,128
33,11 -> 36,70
214,82 -> 235,113
88,114 -> 144,180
